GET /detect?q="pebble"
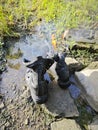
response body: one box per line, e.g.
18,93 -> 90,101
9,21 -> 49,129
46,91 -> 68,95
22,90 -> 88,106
22,85 -> 27,91
12,84 -> 16,91
25,118 -> 29,125
5,121 -> 10,127
9,99 -> 13,103
0,102 -> 5,109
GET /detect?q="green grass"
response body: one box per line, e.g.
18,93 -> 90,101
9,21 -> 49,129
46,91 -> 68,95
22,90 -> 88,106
0,0 -> 98,37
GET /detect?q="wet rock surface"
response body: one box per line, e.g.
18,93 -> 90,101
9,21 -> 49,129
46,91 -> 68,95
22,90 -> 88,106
42,81 -> 79,117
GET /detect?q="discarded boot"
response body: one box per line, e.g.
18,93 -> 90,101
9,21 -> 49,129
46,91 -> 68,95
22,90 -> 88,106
25,56 -> 54,104
54,52 -> 70,89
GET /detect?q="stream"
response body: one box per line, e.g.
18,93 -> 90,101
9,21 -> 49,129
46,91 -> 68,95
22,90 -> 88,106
0,22 -> 81,101
0,22 -> 95,130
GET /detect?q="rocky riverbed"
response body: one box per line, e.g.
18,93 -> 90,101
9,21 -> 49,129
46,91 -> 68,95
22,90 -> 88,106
0,22 -> 98,130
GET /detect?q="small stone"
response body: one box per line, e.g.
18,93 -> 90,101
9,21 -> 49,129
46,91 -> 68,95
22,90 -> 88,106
0,102 -> 5,109
22,85 -> 27,91
1,126 -> 5,130
13,90 -> 16,94
0,93 -> 4,98
65,57 -> 83,73
9,99 -> 13,103
12,84 -> 16,91
5,121 -> 10,127
7,104 -> 14,110
63,29 -> 69,39
25,118 -> 29,125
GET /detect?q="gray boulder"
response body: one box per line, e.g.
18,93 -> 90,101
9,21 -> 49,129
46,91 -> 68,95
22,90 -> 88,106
75,68 -> 98,112
63,29 -> 96,44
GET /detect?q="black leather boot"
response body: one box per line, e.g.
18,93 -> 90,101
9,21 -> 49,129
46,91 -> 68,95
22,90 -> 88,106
54,53 -> 70,89
25,56 -> 54,104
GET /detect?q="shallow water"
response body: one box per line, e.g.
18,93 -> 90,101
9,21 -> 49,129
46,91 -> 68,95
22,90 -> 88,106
0,23 -> 55,99
0,22 -> 81,100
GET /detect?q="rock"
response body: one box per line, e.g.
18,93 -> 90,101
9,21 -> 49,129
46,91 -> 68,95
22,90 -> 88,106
88,116 -> 98,130
0,93 -> 4,98
22,85 -> 28,91
65,57 -> 83,73
94,31 -> 98,44
9,99 -> 13,103
65,57 -> 79,65
63,29 -> 69,40
12,83 -> 16,91
71,43 -> 98,53
25,118 -> 29,125
13,90 -> 17,94
51,119 -> 81,130
75,69 -> 98,112
67,28 -> 96,43
5,121 -> 10,127
20,89 -> 30,99
7,104 -> 14,110
42,81 -> 79,117
63,29 -> 95,44
0,102 -> 5,109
